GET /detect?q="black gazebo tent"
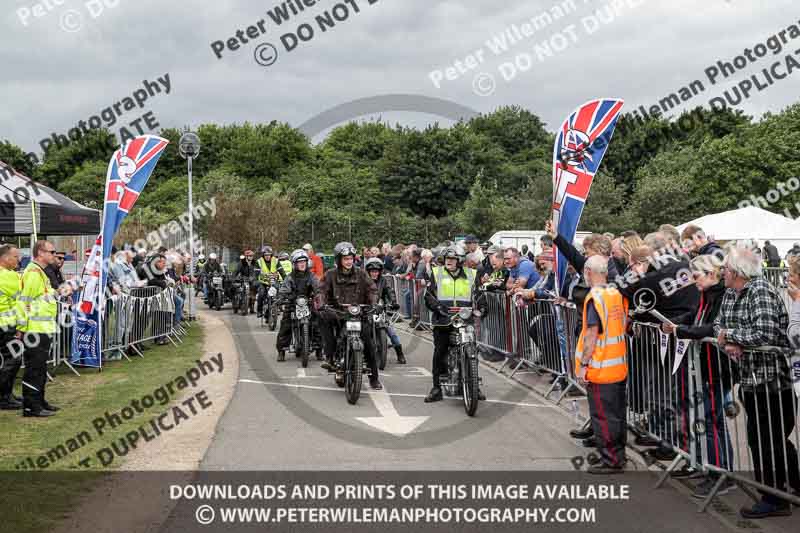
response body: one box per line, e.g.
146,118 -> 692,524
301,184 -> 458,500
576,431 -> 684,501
0,160 -> 100,236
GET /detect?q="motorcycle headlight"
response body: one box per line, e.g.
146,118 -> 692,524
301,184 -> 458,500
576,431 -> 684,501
349,305 -> 361,316
452,316 -> 463,328
458,308 -> 473,320
296,297 -> 307,306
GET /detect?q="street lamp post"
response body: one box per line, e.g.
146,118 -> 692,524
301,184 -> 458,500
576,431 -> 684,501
179,131 -> 201,321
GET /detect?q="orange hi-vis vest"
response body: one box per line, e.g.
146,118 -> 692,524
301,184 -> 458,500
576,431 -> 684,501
575,286 -> 628,384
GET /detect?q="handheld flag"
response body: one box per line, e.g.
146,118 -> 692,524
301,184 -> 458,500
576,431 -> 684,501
552,98 -> 624,292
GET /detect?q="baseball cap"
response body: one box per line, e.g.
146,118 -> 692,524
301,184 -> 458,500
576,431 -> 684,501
302,243 -> 313,251
464,235 -> 478,243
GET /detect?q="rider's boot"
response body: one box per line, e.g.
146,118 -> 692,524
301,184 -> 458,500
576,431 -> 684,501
394,344 -> 406,364
277,350 -> 286,362
424,386 -> 443,403
321,357 -> 335,372
478,389 -> 486,401
369,375 -> 383,390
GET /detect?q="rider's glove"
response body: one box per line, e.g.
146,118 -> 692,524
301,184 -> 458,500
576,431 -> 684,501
390,303 -> 400,311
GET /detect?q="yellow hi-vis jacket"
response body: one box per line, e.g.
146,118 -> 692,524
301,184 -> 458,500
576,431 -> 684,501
280,260 -> 292,275
432,266 -> 476,307
576,286 -> 628,384
257,257 -> 281,283
19,262 -> 57,334
0,267 -> 25,331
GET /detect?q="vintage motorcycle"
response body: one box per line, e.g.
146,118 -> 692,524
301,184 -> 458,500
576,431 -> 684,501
369,304 -> 398,371
207,273 -> 226,311
260,274 -> 281,330
441,306 -> 482,416
286,296 -> 313,368
231,274 -> 255,315
329,304 -> 380,405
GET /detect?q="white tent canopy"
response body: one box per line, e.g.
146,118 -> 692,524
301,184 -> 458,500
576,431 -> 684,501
677,206 -> 800,257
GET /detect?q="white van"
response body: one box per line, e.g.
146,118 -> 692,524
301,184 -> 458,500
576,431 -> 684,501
488,230 -> 593,256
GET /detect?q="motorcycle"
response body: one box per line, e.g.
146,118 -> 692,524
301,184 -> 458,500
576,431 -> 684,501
370,305 -> 393,371
329,304 -> 380,405
287,297 -> 313,368
207,273 -> 226,311
260,275 -> 280,330
232,275 -> 254,315
441,306 -> 482,416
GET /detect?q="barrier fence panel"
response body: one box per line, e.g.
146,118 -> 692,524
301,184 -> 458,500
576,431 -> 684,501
476,291 -> 514,358
694,341 -> 800,509
45,286 -> 186,372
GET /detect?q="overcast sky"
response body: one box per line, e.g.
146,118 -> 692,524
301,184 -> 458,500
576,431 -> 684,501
2,0 -> 799,157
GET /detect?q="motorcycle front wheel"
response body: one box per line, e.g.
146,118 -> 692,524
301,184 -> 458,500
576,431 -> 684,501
461,350 -> 479,417
376,329 -> 387,371
299,322 -> 309,368
345,343 -> 363,405
268,303 -> 278,331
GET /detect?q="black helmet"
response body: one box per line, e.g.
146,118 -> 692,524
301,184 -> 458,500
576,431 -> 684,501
334,241 -> 357,261
261,245 -> 273,256
365,257 -> 384,272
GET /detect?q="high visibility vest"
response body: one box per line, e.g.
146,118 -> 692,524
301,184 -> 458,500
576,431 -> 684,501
432,266 -> 475,307
0,267 -> 24,330
257,257 -> 280,283
19,262 -> 57,334
575,286 -> 628,384
280,260 -> 292,275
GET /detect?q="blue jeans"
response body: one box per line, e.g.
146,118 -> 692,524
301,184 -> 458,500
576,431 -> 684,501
174,294 -> 184,323
387,326 -> 400,347
402,289 -> 412,319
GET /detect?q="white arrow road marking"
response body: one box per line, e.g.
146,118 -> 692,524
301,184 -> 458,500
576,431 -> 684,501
355,388 -> 429,437
238,379 -> 558,408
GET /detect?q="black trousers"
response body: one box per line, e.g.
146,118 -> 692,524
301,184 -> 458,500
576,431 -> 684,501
22,334 -> 52,411
587,380 -> 627,468
0,328 -> 21,399
319,317 -> 378,379
742,388 -> 800,501
432,326 -> 453,388
277,312 -> 321,352
257,284 -> 270,315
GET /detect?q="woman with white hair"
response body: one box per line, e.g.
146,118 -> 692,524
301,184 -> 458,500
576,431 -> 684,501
662,254 -> 735,497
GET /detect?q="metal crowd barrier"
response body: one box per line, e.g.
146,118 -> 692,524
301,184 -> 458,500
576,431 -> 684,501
390,275 -> 429,330
688,340 -> 799,510
47,286 -> 187,374
763,267 -> 788,288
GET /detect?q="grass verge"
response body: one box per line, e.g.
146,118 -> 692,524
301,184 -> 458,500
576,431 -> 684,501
0,323 -> 204,533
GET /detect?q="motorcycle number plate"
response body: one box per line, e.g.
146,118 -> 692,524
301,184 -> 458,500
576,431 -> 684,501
346,321 -> 361,332
461,331 -> 474,344
296,308 -> 310,319
212,277 -> 223,284
268,288 -> 277,297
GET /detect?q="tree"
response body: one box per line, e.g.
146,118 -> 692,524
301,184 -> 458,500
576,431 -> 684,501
58,161 -> 107,209
0,141 -> 37,177
219,122 -> 311,184
36,129 -> 117,188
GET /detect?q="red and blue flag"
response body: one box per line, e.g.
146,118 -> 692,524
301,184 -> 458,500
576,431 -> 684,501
552,98 -> 624,292
71,135 -> 169,367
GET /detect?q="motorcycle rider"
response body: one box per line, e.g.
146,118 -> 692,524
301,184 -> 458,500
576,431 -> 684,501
203,253 -> 224,304
319,242 -> 382,390
234,249 -> 258,314
364,257 -> 406,364
256,246 -> 286,319
278,252 -> 293,275
423,246 -> 485,403
276,249 -> 320,362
